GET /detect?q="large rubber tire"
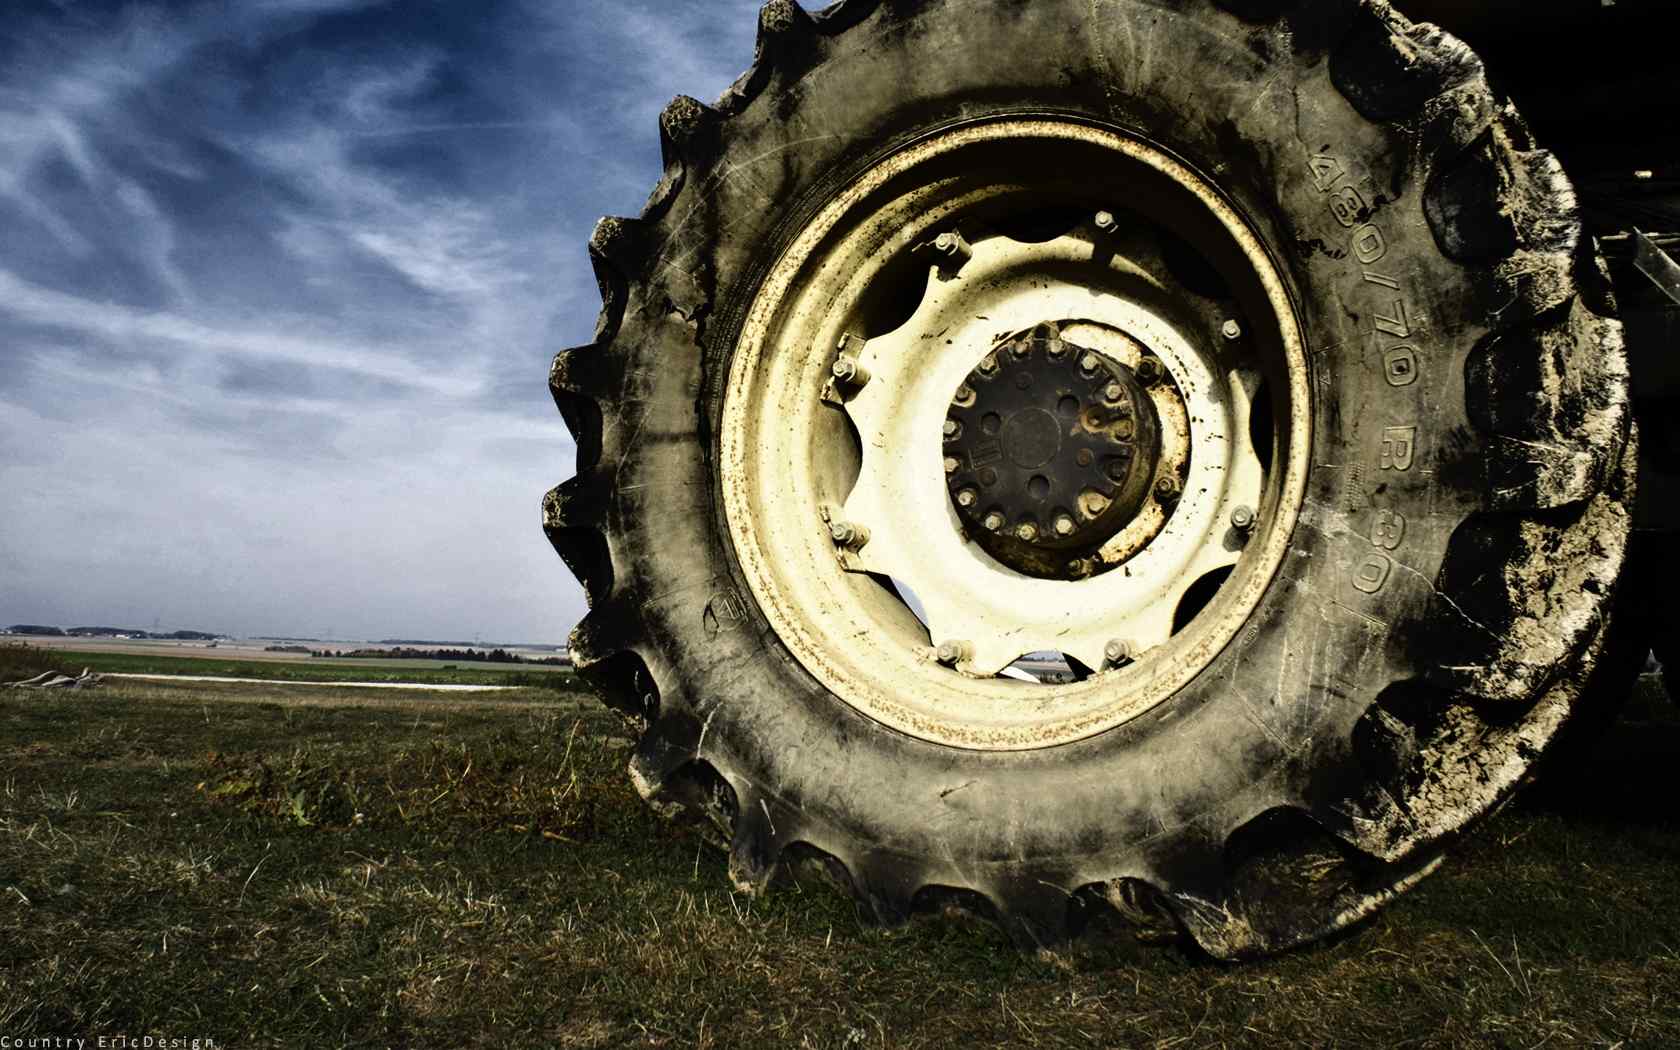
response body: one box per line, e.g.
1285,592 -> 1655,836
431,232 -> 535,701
546,0 -> 1631,958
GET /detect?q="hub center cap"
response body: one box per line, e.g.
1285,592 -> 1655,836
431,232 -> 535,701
1002,409 -> 1061,469
944,323 -> 1163,578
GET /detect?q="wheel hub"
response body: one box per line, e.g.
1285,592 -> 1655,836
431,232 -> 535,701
945,323 -> 1164,578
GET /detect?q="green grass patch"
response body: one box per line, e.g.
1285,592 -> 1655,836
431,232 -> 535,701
3,678 -> 1679,1048
41,648 -> 574,690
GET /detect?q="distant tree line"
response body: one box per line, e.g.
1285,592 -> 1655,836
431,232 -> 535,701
376,639 -> 567,653
6,625 -> 222,640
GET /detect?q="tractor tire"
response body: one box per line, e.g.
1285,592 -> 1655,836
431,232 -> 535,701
545,0 -> 1631,958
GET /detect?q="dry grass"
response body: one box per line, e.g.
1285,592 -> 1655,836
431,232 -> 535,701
0,642 -> 70,683
3,676 -> 1679,1048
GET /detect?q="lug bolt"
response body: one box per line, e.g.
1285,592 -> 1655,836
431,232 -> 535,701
954,384 -> 976,406
1135,358 -> 1163,385
944,456 -> 961,474
978,354 -> 999,375
832,355 -> 871,388
1104,383 -> 1124,404
1013,341 -> 1032,358
1231,505 -> 1256,531
1054,514 -> 1076,537
943,419 -> 961,440
1079,354 -> 1100,376
1222,319 -> 1243,341
1094,210 -> 1118,232
983,511 -> 1006,532
935,640 -> 971,666
956,488 -> 978,508
829,520 -> 869,549
1016,521 -> 1039,542
932,231 -> 973,268
1155,475 -> 1181,503
1080,490 -> 1112,518
1103,638 -> 1134,668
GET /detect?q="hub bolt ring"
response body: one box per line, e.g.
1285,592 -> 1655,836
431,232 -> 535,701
943,326 -> 1165,578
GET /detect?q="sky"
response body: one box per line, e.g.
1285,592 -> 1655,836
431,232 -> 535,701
0,0 -> 764,643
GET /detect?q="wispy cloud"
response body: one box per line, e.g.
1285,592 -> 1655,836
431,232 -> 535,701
0,0 -> 761,640
0,270 -> 476,395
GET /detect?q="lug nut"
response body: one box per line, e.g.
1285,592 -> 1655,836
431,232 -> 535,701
1103,638 -> 1134,668
1080,490 -> 1112,518
1222,319 -> 1243,341
983,511 -> 1006,532
1104,383 -> 1125,404
829,520 -> 869,549
954,384 -> 976,406
1135,358 -> 1163,385
943,419 -> 961,440
1231,505 -> 1256,531
1155,476 -> 1181,503
944,456 -> 961,474
1094,210 -> 1118,232
1016,521 -> 1039,542
956,488 -> 978,508
1112,419 -> 1135,440
832,355 -> 870,388
1079,354 -> 1100,376
935,640 -> 970,666
978,354 -> 999,375
1054,514 -> 1076,537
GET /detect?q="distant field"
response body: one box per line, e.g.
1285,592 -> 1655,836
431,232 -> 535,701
5,675 -> 1680,1047
20,646 -> 572,688
17,635 -> 568,663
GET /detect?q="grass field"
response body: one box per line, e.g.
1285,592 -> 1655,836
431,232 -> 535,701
3,644 -> 570,689
4,675 -> 1680,1048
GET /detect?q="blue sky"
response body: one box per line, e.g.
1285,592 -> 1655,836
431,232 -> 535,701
0,0 -> 763,642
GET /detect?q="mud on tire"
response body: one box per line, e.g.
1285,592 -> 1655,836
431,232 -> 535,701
546,0 -> 1631,958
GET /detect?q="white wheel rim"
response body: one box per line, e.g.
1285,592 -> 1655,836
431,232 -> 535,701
720,119 -> 1312,751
